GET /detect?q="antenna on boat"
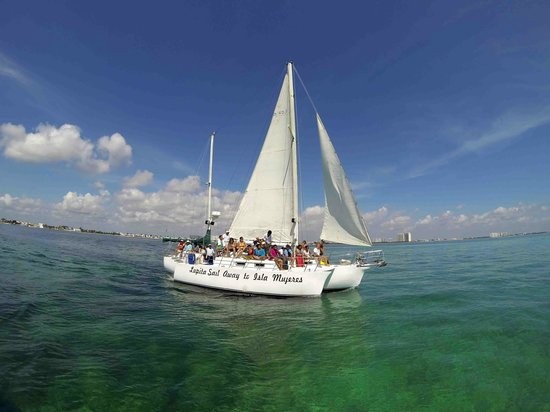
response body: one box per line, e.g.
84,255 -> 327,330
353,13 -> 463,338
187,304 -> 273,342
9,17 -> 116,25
204,131 -> 217,245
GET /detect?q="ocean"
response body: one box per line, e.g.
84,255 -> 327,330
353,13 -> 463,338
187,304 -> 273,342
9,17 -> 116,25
1,224 -> 549,411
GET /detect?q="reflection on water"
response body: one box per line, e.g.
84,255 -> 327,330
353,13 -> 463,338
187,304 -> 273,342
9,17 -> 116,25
164,281 -> 375,410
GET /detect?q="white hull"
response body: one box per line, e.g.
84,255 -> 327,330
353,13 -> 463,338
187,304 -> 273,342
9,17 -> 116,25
167,255 -> 371,291
324,264 -> 368,290
163,255 -> 178,273
173,257 -> 333,297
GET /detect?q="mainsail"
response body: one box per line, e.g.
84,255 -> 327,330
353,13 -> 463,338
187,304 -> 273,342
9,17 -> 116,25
229,73 -> 297,244
317,114 -> 372,246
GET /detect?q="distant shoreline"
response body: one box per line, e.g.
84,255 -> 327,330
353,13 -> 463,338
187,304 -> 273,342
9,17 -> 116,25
1,218 -> 160,240
374,231 -> 548,245
3,217 -> 546,244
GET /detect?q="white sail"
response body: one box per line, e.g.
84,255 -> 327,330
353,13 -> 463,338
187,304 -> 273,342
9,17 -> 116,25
317,114 -> 372,246
229,73 -> 296,243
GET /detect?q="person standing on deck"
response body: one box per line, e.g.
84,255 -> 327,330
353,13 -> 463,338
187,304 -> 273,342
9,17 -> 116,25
222,231 -> 230,249
264,230 -> 273,245
205,244 -> 215,264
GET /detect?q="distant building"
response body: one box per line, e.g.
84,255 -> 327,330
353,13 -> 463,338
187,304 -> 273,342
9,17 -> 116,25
490,232 -> 511,238
397,232 -> 412,242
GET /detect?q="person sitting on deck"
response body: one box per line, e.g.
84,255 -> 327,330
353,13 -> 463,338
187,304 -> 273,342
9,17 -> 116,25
183,241 -> 193,254
236,236 -> 246,257
313,242 -> 322,257
225,237 -> 237,256
176,240 -> 185,257
244,244 -> 255,259
283,244 -> 293,258
268,244 -> 284,270
294,244 -> 304,267
254,243 -> 266,260
313,242 -> 328,265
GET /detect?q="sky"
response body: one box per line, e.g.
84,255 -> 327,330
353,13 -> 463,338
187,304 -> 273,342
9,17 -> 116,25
1,0 -> 550,241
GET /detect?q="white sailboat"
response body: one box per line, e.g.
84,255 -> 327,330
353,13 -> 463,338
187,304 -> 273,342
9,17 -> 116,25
165,62 -> 384,294
170,63 -> 334,297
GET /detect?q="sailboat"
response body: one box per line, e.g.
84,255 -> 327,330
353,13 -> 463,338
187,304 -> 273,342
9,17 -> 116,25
170,63 -> 334,297
227,63 -> 384,290
165,62 -> 384,295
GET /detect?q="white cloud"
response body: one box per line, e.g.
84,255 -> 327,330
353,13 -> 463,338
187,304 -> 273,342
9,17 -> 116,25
0,52 -> 31,86
123,170 -> 154,188
356,202 -> 550,240
97,133 -> 132,167
409,108 -> 550,178
0,123 -> 133,174
165,176 -> 202,193
0,193 -> 42,214
114,176 -> 242,236
364,206 -> 389,223
55,191 -> 109,215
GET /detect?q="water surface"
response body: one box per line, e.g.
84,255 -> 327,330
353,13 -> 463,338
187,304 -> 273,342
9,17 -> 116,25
1,224 -> 548,410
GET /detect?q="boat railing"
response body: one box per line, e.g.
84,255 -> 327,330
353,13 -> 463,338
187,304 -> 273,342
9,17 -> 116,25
219,254 -> 331,272
356,250 -> 386,267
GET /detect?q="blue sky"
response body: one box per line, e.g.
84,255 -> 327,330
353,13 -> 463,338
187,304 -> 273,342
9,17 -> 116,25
1,0 -> 549,240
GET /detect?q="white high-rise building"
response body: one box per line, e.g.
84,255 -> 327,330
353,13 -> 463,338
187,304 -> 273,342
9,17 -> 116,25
397,232 -> 412,242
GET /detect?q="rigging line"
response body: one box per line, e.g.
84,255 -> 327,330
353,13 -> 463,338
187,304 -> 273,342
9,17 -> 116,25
292,66 -> 306,241
293,63 -> 315,241
293,64 -> 320,116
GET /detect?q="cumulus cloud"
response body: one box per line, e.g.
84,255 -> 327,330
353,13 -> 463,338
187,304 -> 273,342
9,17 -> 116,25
357,202 -> 550,241
409,203 -> 550,239
123,170 -> 154,188
0,123 -> 132,174
114,175 -> 242,235
0,193 -> 42,214
55,191 -> 109,215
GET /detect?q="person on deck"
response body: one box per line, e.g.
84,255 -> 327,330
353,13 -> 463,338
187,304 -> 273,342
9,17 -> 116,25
294,244 -> 304,267
264,230 -> 273,245
225,237 -> 237,256
222,231 -> 230,249
176,241 -> 185,257
281,244 -> 292,269
313,242 -> 322,257
302,244 -> 311,259
236,237 -> 247,257
268,244 -> 284,270
216,235 -> 224,255
254,244 -> 266,260
244,244 -> 255,259
183,241 -> 193,254
205,244 -> 215,264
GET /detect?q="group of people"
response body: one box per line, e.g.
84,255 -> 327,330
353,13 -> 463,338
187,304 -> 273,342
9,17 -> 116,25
175,240 -> 215,264
175,229 -> 327,269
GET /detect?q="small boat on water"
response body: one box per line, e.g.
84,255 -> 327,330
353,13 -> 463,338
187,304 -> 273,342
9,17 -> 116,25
162,236 -> 184,242
165,62 -> 384,296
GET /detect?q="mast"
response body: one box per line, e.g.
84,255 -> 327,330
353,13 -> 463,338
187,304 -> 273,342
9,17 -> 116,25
288,61 -> 299,248
204,131 -> 215,245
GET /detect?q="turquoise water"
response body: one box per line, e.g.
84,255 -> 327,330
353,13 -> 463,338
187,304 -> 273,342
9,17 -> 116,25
1,224 -> 549,411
